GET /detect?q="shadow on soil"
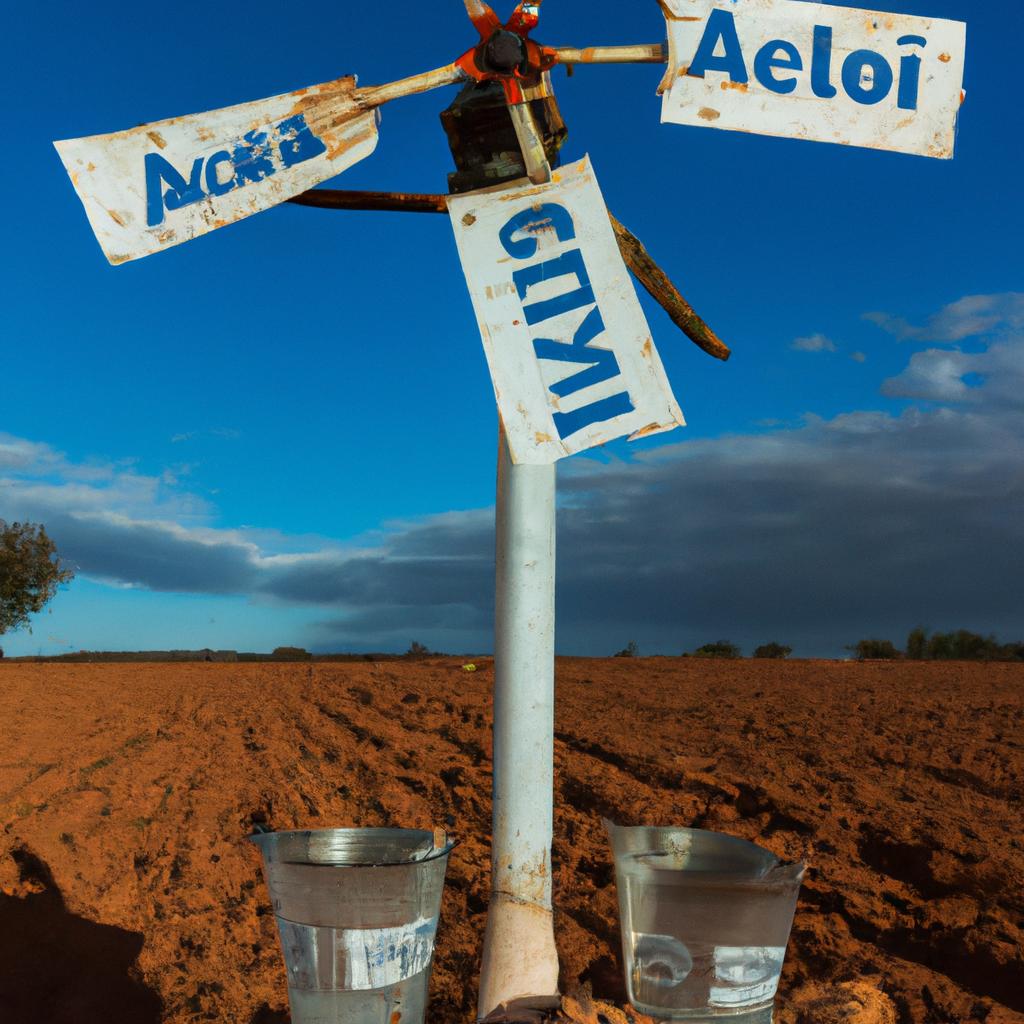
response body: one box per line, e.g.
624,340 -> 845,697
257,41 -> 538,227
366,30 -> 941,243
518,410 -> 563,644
0,845 -> 163,1024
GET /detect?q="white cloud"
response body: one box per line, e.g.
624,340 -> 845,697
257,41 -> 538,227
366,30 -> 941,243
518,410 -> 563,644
882,337 -> 1024,408
791,333 -> 837,353
882,348 -> 977,403
865,292 -> 1024,343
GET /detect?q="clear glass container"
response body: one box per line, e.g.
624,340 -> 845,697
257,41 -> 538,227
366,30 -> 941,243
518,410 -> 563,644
606,821 -> 804,1023
249,827 -> 454,1024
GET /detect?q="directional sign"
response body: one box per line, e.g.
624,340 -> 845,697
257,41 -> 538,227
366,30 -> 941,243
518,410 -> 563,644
55,77 -> 379,264
448,157 -> 685,465
660,0 -> 966,159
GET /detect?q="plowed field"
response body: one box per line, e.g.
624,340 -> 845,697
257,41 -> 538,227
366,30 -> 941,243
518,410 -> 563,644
0,659 -> 1021,1024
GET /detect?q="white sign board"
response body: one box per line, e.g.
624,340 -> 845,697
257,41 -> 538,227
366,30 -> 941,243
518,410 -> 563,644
660,0 -> 966,159
448,157 -> 685,465
55,76 -> 379,264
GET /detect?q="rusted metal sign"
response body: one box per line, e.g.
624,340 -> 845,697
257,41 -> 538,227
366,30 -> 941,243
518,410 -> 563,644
54,77 -> 382,265
660,0 -> 966,159
448,156 -> 685,465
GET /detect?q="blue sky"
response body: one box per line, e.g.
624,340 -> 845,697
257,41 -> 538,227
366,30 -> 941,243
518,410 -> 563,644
2,0 -> 1021,657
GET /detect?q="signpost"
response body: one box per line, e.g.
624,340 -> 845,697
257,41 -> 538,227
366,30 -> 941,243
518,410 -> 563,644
54,0 -> 965,1019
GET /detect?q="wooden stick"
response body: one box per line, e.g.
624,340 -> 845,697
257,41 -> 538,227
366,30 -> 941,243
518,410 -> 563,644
288,189 -> 447,213
348,39 -> 670,113
349,41 -> 671,112
609,215 -> 731,362
287,190 -> 731,361
355,64 -> 466,110
554,43 -> 667,65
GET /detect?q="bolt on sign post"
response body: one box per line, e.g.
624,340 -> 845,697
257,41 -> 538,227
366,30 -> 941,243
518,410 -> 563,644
54,0 -> 964,1020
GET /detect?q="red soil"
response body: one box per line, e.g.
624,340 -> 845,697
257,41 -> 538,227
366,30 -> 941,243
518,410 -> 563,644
0,659 -> 1021,1024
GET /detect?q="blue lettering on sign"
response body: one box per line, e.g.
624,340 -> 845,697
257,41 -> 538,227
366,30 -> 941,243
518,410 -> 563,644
499,204 -> 576,258
687,11 -> 931,109
896,35 -> 927,111
144,154 -> 205,228
500,203 -> 634,441
204,151 -> 235,197
533,307 -> 621,398
688,9 -> 749,84
144,113 -> 327,227
810,26 -> 838,99
277,113 -> 329,167
232,130 -> 276,187
842,49 -> 894,105
754,40 -> 803,95
514,249 -> 595,326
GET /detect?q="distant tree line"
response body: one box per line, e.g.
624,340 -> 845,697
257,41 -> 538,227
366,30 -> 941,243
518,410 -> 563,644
613,640 -> 793,659
611,628 -> 1024,661
852,628 -> 1024,662
683,641 -> 792,660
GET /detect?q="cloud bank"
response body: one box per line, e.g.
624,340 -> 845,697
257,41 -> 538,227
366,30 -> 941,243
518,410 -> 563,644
2,295 -> 1022,656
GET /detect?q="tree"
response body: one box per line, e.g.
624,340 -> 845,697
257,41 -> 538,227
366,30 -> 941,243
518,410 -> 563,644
925,629 -> 1000,661
753,642 -> 792,660
614,640 -> 639,658
0,521 -> 74,638
907,626 -> 1024,662
850,638 -> 901,660
906,626 -> 929,660
689,640 -> 741,659
269,646 -> 312,661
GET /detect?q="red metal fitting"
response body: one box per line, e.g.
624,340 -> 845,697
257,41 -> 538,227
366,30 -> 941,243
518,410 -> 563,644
506,1 -> 541,36
456,1 -> 557,106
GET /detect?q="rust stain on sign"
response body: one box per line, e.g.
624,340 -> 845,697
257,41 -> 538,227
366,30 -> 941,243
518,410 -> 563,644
325,122 -> 377,162
55,74 -> 379,264
628,421 -> 666,441
661,0 -> 967,159
288,76 -> 359,118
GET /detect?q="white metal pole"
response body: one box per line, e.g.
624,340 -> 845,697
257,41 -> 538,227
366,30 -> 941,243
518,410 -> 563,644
478,430 -> 560,1018
479,99 -> 560,1018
